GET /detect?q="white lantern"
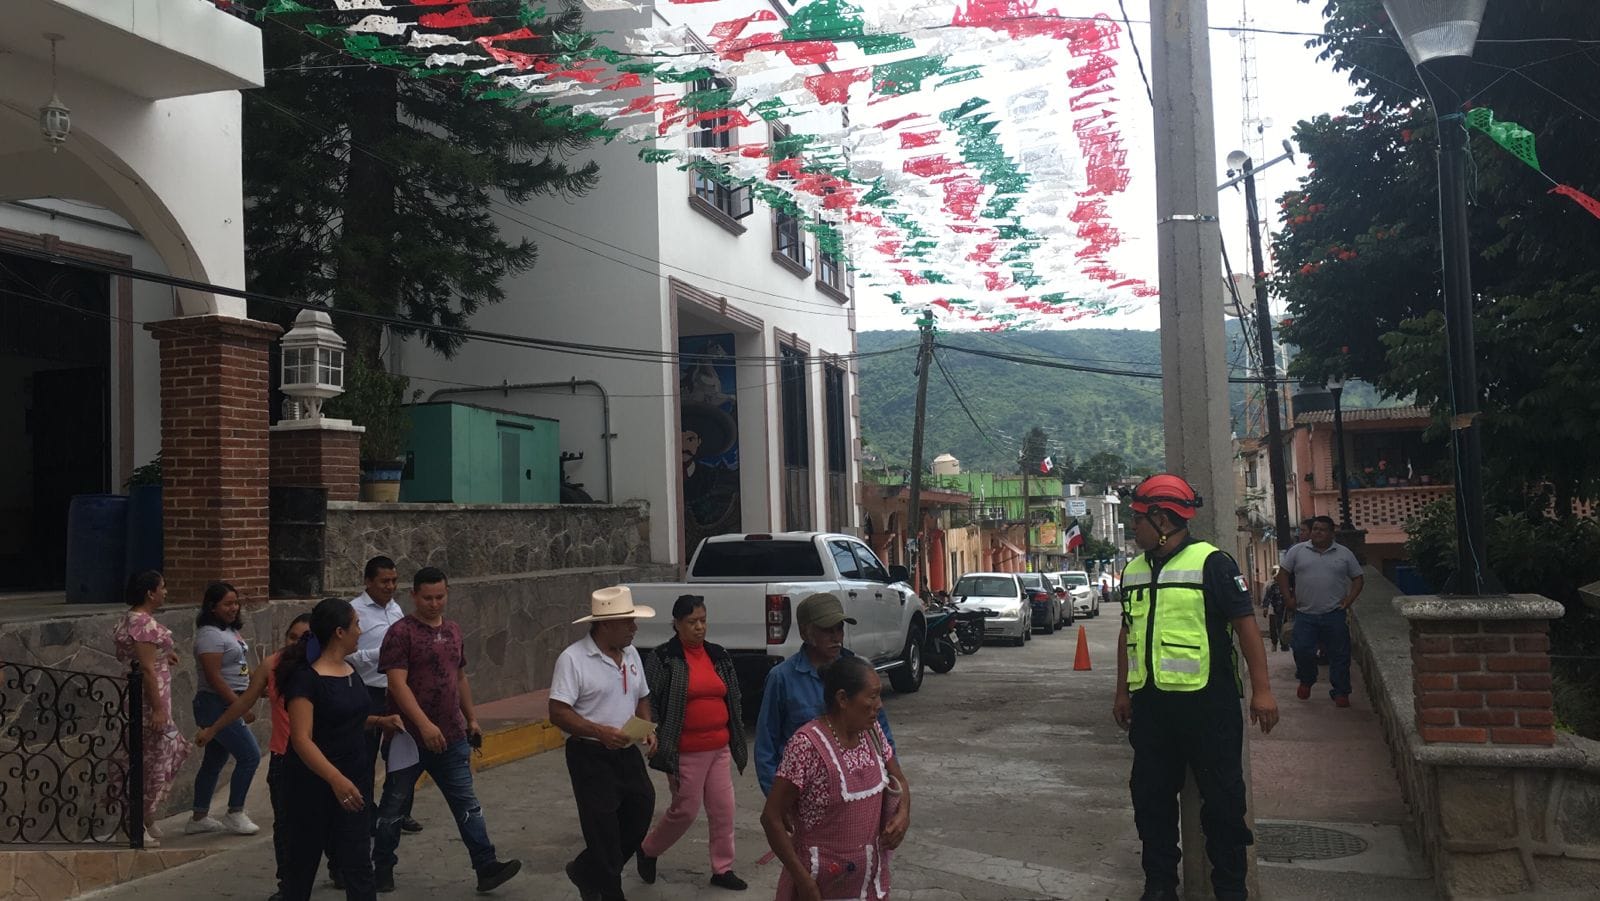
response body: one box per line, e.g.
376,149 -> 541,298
39,34 -> 70,151
279,308 -> 346,420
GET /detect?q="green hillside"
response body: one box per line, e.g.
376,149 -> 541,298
856,327 -> 1401,476
858,327 -> 1279,474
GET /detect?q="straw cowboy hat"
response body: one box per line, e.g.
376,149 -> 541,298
573,586 -> 657,624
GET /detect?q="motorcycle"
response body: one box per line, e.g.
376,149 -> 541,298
923,606 -> 959,674
952,606 -> 988,655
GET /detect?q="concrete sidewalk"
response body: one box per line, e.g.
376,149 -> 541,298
1247,607 -> 1437,899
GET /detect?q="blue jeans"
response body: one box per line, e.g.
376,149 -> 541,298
372,739 -> 496,874
191,691 -> 261,813
1293,609 -> 1352,698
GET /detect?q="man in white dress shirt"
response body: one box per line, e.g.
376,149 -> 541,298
347,556 -> 421,836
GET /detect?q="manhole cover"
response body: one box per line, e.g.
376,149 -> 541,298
1255,823 -> 1369,862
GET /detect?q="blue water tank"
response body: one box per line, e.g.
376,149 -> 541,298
1393,564 -> 1432,596
125,485 -> 163,576
65,494 -> 129,605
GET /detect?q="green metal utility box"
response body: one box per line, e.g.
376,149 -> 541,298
399,402 -> 560,504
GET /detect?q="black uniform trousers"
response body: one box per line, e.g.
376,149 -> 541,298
280,761 -> 376,901
1128,681 -> 1251,900
564,737 -> 656,901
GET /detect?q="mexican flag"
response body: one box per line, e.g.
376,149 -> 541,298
1039,456 -> 1054,474
1065,523 -> 1084,551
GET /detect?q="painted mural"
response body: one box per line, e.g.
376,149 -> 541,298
680,334 -> 741,553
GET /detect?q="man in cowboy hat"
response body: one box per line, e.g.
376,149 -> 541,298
550,586 -> 660,901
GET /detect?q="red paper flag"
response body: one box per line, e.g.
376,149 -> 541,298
1550,184 -> 1600,221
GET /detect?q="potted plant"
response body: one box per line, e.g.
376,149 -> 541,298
325,356 -> 411,502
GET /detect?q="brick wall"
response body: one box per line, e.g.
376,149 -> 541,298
270,425 -> 362,501
1411,618 -> 1556,746
145,315 -> 282,603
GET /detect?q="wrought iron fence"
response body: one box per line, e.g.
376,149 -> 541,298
0,660 -> 142,847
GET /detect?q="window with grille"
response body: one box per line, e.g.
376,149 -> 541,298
689,77 -> 753,222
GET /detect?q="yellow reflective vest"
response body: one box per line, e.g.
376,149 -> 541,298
1121,540 -> 1234,692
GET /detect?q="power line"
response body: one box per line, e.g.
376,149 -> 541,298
930,346 -> 1003,452
0,241 -> 911,368
935,340 -> 1284,384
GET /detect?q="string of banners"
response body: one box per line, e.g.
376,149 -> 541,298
237,0 -> 1160,329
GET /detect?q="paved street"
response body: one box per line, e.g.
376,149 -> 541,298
82,607 -> 1432,900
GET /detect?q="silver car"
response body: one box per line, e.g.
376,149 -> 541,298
951,572 -> 1031,647
1057,570 -> 1099,618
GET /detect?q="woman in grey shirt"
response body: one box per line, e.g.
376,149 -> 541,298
187,581 -> 263,836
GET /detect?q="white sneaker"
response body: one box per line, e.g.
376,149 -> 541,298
143,827 -> 161,847
184,816 -> 225,835
221,811 -> 260,835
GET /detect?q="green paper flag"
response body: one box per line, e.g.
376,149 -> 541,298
1465,108 -> 1540,171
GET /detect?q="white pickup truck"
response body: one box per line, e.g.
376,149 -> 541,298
628,532 -> 926,702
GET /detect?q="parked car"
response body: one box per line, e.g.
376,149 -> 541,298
1057,570 -> 1099,618
628,532 -> 927,705
1018,572 -> 1063,633
950,572 -> 1031,647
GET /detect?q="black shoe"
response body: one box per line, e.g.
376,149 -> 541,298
399,816 -> 423,834
267,894 -> 283,901
329,870 -> 346,890
1139,885 -> 1180,901
476,859 -> 521,893
709,871 -> 748,891
566,861 -> 600,901
374,868 -> 394,893
636,853 -> 657,885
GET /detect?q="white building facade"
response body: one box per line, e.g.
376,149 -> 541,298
0,0 -> 263,594
393,1 -> 867,567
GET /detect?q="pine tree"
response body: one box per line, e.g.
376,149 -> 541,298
238,0 -> 601,367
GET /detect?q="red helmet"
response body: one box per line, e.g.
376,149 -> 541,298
1129,474 -> 1203,520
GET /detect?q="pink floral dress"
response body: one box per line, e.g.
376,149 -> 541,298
773,718 -> 896,900
112,610 -> 190,824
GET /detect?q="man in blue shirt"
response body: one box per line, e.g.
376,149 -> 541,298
754,593 -> 895,795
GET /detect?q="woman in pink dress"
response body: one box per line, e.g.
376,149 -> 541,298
761,656 -> 911,901
112,570 -> 191,845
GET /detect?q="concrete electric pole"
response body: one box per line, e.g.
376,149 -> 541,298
904,320 -> 935,592
1148,2 -> 1256,899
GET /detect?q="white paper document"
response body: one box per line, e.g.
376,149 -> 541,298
387,731 -> 419,773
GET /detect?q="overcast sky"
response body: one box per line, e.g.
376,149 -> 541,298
852,0 -> 1366,332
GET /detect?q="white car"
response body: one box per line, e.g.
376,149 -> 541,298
1056,570 -> 1099,618
950,572 -> 1032,647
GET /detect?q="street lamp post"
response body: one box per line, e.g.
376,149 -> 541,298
1326,374 -> 1354,531
1381,0 -> 1492,595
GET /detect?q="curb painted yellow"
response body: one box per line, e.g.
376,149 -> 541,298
415,719 -> 564,787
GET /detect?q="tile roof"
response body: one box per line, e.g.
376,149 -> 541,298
1295,405 -> 1433,426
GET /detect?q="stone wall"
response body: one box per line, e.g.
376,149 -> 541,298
0,501 -> 672,821
1350,568 -> 1600,898
323,501 -> 655,589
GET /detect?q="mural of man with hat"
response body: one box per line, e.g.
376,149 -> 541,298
550,586 -> 660,901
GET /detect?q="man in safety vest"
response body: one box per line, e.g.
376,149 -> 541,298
1112,474 -> 1278,901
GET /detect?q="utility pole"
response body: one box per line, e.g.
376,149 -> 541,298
905,320 -> 934,593
1241,158 -> 1293,552
1149,1 -> 1255,898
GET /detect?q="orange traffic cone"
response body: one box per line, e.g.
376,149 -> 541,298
1073,625 -> 1092,671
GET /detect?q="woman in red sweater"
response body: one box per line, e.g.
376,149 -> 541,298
638,594 -> 749,891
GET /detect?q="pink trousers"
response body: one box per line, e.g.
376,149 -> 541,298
640,746 -> 736,873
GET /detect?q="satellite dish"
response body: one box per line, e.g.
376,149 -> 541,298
1226,150 -> 1250,170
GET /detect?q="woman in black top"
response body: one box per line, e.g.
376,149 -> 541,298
274,598 -> 401,901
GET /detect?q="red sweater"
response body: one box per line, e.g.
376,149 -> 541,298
679,643 -> 729,754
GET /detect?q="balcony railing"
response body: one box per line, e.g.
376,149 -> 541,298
1,661 -> 142,847
1312,484 -> 1453,531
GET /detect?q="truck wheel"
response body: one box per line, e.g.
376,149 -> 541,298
889,627 -> 924,693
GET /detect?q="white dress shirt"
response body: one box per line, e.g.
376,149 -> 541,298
348,590 -> 405,689
548,634 -> 649,734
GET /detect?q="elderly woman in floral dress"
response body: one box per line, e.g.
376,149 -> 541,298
761,656 -> 910,901
113,570 -> 191,845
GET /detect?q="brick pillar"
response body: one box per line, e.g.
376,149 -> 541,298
1400,595 -> 1566,746
269,420 -> 364,501
146,315 -> 283,603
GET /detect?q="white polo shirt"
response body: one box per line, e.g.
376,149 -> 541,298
348,591 -> 405,689
549,634 -> 649,734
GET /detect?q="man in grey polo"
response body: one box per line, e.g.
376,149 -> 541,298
1276,516 -> 1363,707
